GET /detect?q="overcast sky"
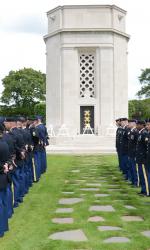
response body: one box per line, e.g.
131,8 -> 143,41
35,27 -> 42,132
0,0 -> 150,99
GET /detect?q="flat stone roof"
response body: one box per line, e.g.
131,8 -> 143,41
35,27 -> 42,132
47,5 -> 127,16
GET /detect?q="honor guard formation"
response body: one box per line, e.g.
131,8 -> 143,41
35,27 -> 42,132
116,117 -> 150,198
0,115 -> 49,237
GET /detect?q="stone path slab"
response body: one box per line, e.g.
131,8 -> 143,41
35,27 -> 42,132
59,198 -> 84,205
108,189 -> 120,192
94,194 -> 110,197
141,231 -> 150,237
80,188 -> 99,192
108,185 -> 119,187
76,180 -> 86,182
71,170 -> 80,173
55,208 -> 74,213
86,183 -> 101,187
103,237 -> 130,243
89,205 -> 115,212
62,192 -> 75,195
88,216 -> 105,222
98,226 -> 122,231
52,218 -> 74,224
124,205 -> 136,210
49,229 -> 88,242
121,216 -> 143,222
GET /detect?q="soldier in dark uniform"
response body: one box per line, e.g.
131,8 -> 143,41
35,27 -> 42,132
145,119 -> 150,195
2,124 -> 16,218
30,119 -> 41,182
0,123 -> 10,237
21,117 -> 34,188
4,117 -> 25,207
128,120 -> 139,186
34,116 -> 49,174
119,118 -> 130,180
115,118 -> 122,170
16,116 -> 33,194
136,120 -> 149,196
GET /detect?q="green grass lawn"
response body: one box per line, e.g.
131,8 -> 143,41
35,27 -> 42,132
1,154 -> 150,250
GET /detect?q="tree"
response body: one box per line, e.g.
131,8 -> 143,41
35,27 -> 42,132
34,102 -> 46,121
128,98 -> 150,119
1,68 -> 46,107
137,68 -> 150,98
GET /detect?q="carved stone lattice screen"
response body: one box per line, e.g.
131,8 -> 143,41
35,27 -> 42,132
79,52 -> 95,98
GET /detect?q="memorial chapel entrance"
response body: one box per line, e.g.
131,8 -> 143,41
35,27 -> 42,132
80,106 -> 94,134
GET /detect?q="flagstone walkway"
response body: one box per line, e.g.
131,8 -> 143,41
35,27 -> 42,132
48,156 -> 150,250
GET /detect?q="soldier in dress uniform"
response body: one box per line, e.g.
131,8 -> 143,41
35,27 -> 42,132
127,119 -> 139,187
144,119 -> 150,196
21,117 -> 34,188
119,118 -> 130,180
136,120 -> 149,196
0,123 -> 10,237
115,118 -> 122,171
34,116 -> 49,174
30,119 -> 41,182
4,117 -> 25,207
2,121 -> 16,218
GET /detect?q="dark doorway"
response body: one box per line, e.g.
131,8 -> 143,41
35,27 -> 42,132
80,106 -> 94,134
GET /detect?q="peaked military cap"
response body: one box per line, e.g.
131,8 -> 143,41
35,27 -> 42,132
34,115 -> 43,120
128,119 -> 137,123
5,117 -> 17,122
16,116 -> 26,122
145,118 -> 150,123
120,118 -> 128,121
136,120 -> 146,125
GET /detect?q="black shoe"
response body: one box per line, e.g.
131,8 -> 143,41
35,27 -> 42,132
137,192 -> 145,196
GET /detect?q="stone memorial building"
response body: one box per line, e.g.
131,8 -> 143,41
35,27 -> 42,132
44,5 -> 130,152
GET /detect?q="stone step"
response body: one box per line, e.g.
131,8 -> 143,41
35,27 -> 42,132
46,146 -> 116,154
49,135 -> 115,146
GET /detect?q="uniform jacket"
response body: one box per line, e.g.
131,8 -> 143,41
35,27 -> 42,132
128,128 -> 138,158
0,137 -> 10,190
116,127 -> 122,152
145,131 -> 150,169
136,128 -> 148,164
120,126 -> 129,155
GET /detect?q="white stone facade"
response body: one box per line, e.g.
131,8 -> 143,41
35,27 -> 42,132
44,5 -> 129,152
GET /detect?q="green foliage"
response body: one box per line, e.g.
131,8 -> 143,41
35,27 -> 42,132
1,68 -> 46,107
0,105 -> 35,117
129,98 -> 150,119
137,68 -> 150,97
34,102 -> 46,120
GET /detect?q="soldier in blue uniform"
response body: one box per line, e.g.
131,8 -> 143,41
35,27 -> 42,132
136,120 -> 149,196
16,116 -> 33,194
2,123 -> 16,218
21,117 -> 34,188
127,119 -> 139,187
145,119 -> 150,196
119,118 -> 130,180
0,123 -> 10,237
4,117 -> 25,207
115,118 -> 122,171
34,116 -> 49,174
30,119 -> 41,181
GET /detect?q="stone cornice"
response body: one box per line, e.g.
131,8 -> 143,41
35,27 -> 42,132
47,5 -> 127,16
43,28 -> 130,42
